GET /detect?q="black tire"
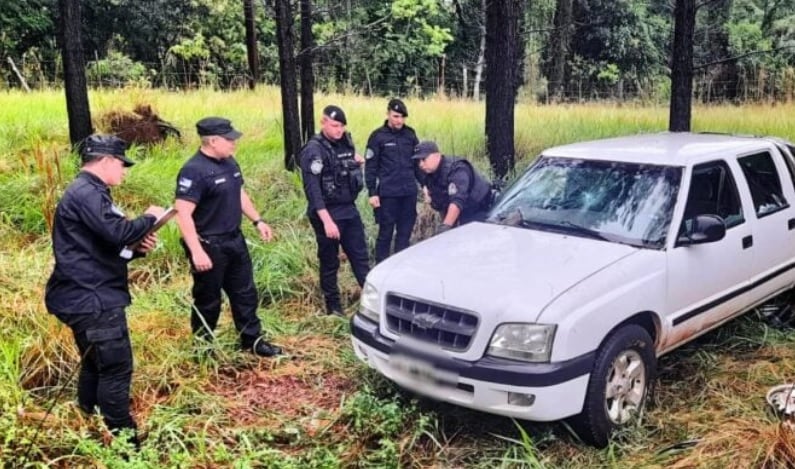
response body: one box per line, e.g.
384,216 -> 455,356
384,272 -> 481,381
568,324 -> 656,448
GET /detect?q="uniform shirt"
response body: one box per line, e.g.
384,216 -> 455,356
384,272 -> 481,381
419,155 -> 492,217
364,122 -> 419,197
300,133 -> 361,220
45,171 -> 155,315
175,151 -> 244,236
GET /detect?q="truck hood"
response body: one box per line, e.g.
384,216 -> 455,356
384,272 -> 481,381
371,222 -> 639,323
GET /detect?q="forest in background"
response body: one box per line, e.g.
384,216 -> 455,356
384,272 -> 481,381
2,0 -> 795,102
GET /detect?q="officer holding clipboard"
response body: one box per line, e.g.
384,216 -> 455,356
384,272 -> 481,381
45,134 -> 165,448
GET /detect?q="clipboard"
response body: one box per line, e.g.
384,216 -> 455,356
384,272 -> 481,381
120,207 -> 177,259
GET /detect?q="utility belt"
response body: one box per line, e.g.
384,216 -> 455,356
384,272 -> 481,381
198,230 -> 242,244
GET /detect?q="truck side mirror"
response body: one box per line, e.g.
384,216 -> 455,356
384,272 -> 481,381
677,214 -> 726,246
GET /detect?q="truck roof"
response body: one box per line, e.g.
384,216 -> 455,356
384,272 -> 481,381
542,132 -> 783,166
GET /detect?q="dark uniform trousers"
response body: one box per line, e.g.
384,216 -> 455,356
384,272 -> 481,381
375,195 -> 417,263
308,212 -> 370,310
185,231 -> 262,344
54,308 -> 135,433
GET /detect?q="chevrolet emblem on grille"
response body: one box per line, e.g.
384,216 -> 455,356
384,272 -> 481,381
411,313 -> 441,329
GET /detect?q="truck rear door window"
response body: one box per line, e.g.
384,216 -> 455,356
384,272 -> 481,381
737,152 -> 789,217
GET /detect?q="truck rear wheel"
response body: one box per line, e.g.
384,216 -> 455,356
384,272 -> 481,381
569,324 -> 656,447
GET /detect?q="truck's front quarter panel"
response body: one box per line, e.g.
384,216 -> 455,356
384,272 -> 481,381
540,250 -> 668,361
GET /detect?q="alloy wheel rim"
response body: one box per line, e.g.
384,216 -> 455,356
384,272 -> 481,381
605,349 -> 646,424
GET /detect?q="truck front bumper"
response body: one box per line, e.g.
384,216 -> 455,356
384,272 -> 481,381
350,313 -> 594,422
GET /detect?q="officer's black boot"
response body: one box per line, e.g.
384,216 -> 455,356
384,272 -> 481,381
325,300 -> 345,318
241,336 -> 282,357
109,422 -> 140,454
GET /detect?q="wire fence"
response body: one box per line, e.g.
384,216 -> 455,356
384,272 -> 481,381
3,58 -> 794,105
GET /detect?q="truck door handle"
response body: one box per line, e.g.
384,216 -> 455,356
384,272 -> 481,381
742,236 -> 753,249
789,218 -> 795,230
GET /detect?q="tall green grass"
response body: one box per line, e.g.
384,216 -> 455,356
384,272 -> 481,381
3,88 -> 795,467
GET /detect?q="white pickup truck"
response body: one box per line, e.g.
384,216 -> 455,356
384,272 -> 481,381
350,132 -> 795,447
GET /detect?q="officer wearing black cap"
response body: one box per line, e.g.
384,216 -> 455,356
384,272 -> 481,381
299,105 -> 370,316
413,140 -> 493,233
365,98 -> 420,263
45,134 -> 165,446
174,117 -> 281,357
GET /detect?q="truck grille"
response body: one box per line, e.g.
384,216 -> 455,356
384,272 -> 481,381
385,294 -> 479,351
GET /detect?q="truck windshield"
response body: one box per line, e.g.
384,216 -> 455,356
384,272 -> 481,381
489,156 -> 683,249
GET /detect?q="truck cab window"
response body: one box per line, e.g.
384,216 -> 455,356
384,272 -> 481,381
682,161 -> 744,229
738,152 -> 788,216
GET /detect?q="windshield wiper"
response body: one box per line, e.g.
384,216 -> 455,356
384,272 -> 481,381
547,220 -> 611,241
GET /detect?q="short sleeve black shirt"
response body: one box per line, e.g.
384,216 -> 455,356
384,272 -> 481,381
175,151 -> 245,236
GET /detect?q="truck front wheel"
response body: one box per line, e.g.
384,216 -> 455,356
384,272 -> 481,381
569,324 -> 656,447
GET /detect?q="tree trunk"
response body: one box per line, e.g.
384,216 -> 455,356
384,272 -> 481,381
243,0 -> 260,90
7,57 -> 31,92
548,0 -> 573,102
485,0 -> 520,179
463,65 -> 468,98
273,0 -> 302,171
473,0 -> 486,101
669,0 -> 696,132
58,0 -> 92,146
299,0 -> 315,143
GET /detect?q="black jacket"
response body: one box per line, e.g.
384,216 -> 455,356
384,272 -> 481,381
45,171 -> 155,314
364,122 -> 419,197
419,156 -> 492,217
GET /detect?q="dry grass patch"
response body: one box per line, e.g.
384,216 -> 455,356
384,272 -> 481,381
207,365 -> 355,432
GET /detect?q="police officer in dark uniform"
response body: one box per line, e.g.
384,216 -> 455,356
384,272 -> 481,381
365,98 -> 420,263
45,134 -> 164,445
300,105 -> 370,316
174,117 -> 281,357
413,140 -> 493,233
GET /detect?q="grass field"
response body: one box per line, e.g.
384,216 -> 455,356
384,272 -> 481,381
2,88 -> 795,467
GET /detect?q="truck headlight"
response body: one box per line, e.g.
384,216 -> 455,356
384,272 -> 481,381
358,282 -> 380,323
487,323 -> 556,362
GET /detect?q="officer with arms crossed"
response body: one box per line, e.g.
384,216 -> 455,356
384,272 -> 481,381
174,117 -> 281,357
300,105 -> 370,317
45,134 -> 164,446
413,140 -> 494,234
365,98 -> 420,263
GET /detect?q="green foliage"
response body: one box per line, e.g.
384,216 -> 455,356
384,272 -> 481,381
86,49 -> 152,87
312,0 -> 454,95
0,0 -> 54,62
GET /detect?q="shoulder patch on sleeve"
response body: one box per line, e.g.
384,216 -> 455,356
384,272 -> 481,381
310,159 -> 324,175
178,177 -> 193,193
365,148 -> 375,160
448,182 -> 458,195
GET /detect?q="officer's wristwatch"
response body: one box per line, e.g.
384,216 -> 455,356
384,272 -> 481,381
253,218 -> 265,227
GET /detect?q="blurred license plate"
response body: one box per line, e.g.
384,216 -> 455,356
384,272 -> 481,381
389,354 -> 458,385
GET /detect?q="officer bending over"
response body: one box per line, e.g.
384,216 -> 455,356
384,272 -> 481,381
413,140 -> 493,234
300,105 -> 370,317
174,117 -> 281,357
365,98 -> 420,263
45,135 -> 164,446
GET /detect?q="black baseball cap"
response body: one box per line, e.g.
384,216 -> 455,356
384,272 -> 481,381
387,98 -> 408,117
412,140 -> 440,160
196,117 -> 242,139
81,134 -> 135,167
323,105 -> 347,125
